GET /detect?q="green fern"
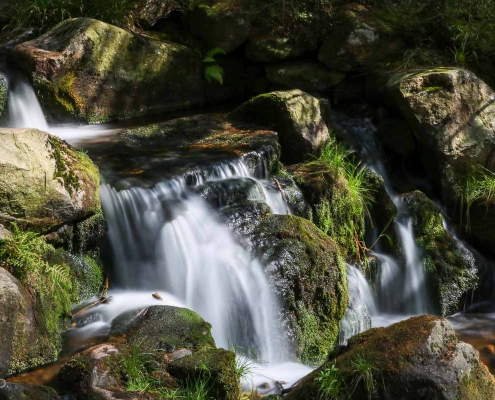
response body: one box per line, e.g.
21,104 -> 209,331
203,47 -> 227,62
205,65 -> 225,85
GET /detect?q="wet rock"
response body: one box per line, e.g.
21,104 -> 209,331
0,128 -> 100,233
221,201 -> 272,243
375,118 -> 416,157
251,215 -> 348,365
0,268 -> 58,378
230,90 -> 330,164
272,173 -> 311,219
185,2 -> 251,53
0,73 -> 7,120
196,177 -> 266,209
266,61 -> 345,92
13,18 -> 204,123
318,4 -> 404,72
0,383 -> 60,400
402,191 -> 478,316
286,315 -> 495,400
111,305 -> 216,352
168,348 -> 240,400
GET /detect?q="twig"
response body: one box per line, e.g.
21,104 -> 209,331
273,177 -> 291,214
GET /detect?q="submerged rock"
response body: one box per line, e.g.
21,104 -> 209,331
403,191 -> 478,316
0,128 -> 100,233
251,215 -> 348,365
286,315 -> 495,400
13,18 -> 204,123
230,90 -> 329,164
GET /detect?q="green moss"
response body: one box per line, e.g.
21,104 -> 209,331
253,215 -> 348,365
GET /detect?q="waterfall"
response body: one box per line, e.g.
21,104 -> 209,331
100,157 -> 290,364
6,76 -> 49,131
339,264 -> 377,345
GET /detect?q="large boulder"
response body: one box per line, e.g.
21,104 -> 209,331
250,215 -> 348,365
0,128 -> 100,233
230,90 -> 329,164
185,1 -> 251,53
318,4 -> 404,72
403,191 -> 478,316
266,61 -> 345,92
0,268 -> 58,378
286,316 -> 495,400
12,18 -> 204,123
385,68 -> 495,197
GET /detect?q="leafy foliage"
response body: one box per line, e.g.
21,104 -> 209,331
461,165 -> 495,230
350,354 -> 377,400
0,223 -> 76,335
315,363 -> 346,400
203,47 -> 226,85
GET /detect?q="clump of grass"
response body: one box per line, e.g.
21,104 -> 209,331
307,138 -> 375,259
350,354 -> 378,400
461,165 -> 495,231
315,363 -> 347,400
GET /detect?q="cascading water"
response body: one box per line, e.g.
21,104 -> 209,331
6,75 -> 49,131
333,114 -> 433,319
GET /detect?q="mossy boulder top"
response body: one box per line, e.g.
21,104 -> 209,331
0,128 -> 100,233
12,18 -> 204,123
250,214 -> 348,365
230,90 -> 330,164
386,68 -> 495,197
287,315 -> 495,400
402,190 -> 478,316
87,114 -> 280,189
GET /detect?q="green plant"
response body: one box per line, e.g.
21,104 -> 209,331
451,34 -> 478,67
121,346 -> 156,393
461,165 -> 495,230
0,223 -> 76,335
315,363 -> 346,400
350,354 -> 377,400
203,47 -> 226,85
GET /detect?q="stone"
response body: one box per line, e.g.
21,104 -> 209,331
266,61 -> 345,92
196,177 -> 266,209
0,383 -> 60,400
131,0 -> 183,28
0,128 -> 100,233
402,191 -> 478,316
13,18 -> 205,123
286,315 -> 495,400
230,90 -> 330,164
318,4 -> 404,72
0,73 -> 7,121
250,215 -> 348,365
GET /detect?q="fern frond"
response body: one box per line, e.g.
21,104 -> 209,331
205,65 -> 224,84
204,47 -> 226,60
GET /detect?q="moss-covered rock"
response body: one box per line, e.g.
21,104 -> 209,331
185,0 -> 251,53
266,61 -> 345,92
168,348 -> 240,400
0,128 -> 100,233
13,18 -> 204,123
0,268 -> 59,378
403,191 -> 478,316
93,114 -> 280,188
318,4 -> 404,72
0,383 -> 60,400
286,316 -> 495,400
230,90 -> 329,164
111,305 -> 216,352
131,0 -> 184,28
287,161 -> 367,258
250,215 -> 348,365
0,73 -> 7,121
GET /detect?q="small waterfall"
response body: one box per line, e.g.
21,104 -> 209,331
100,156 -> 290,364
6,76 -> 48,131
339,264 -> 377,345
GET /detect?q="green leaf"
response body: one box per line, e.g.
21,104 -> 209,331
205,65 -> 224,85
